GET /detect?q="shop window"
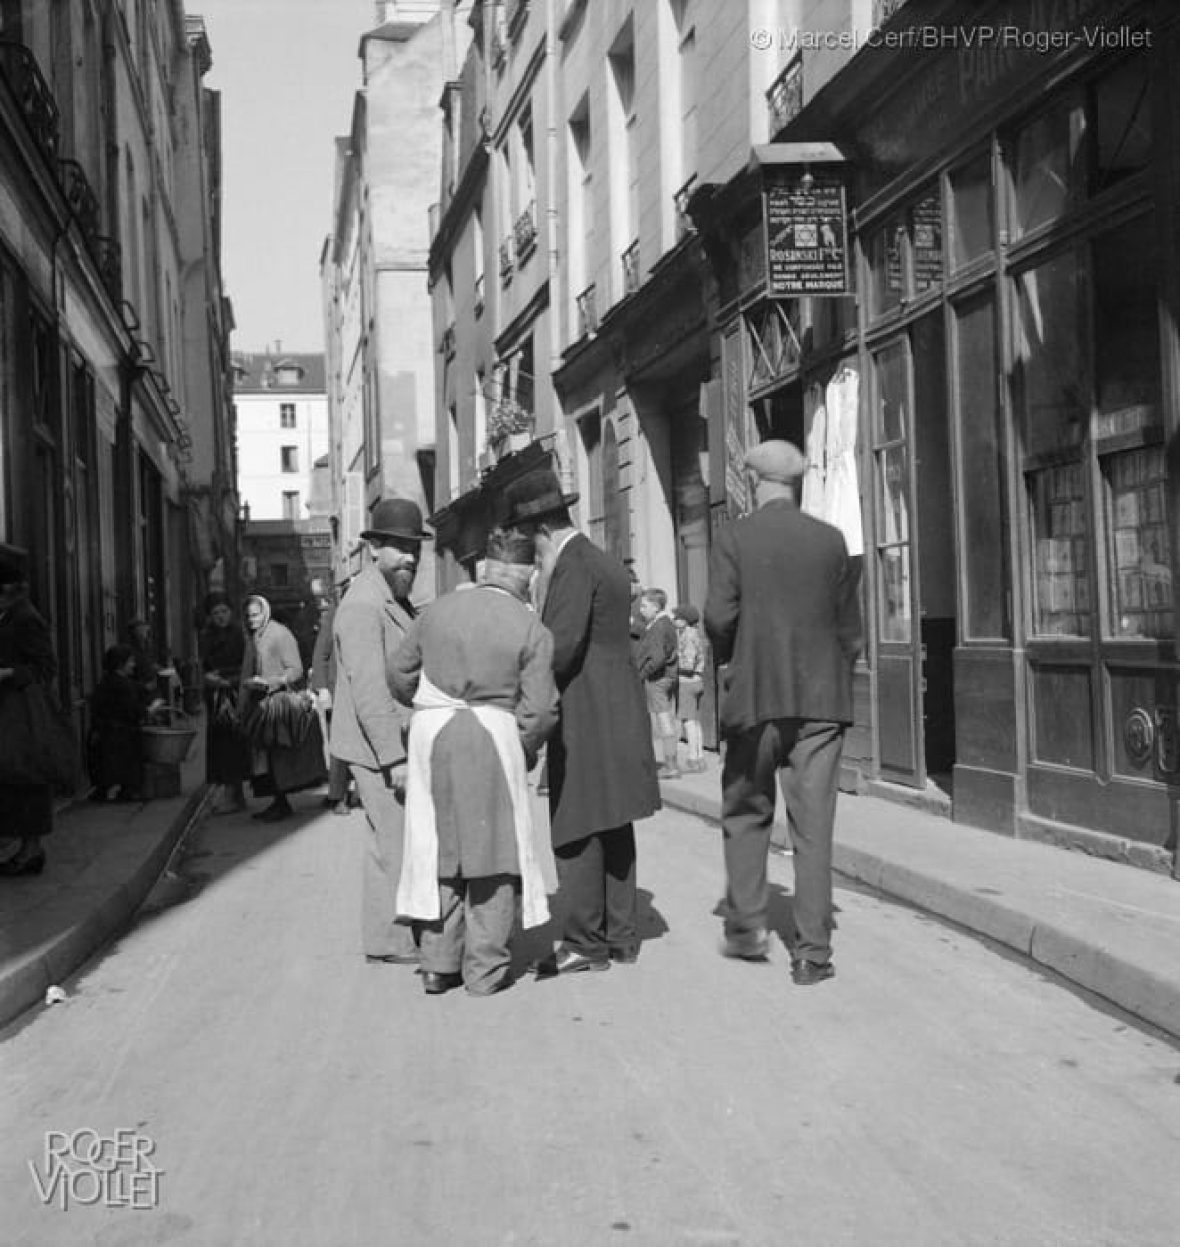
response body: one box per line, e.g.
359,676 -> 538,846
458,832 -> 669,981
1028,463 -> 1091,638
949,153 -> 993,270
1012,103 -> 1084,239
908,190 -> 942,293
868,217 -> 904,317
1013,252 -> 1085,459
1092,216 -> 1160,435
1092,60 -> 1152,193
1105,446 -> 1171,639
954,295 -> 1009,640
872,342 -> 911,643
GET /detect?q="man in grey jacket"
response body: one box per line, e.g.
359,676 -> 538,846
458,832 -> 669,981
331,498 -> 431,964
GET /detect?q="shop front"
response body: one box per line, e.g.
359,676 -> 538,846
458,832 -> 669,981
699,0 -> 1180,869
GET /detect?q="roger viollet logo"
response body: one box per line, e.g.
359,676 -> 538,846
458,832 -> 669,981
28,1129 -> 163,1210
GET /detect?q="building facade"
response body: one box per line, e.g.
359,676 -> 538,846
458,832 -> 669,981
233,350 -> 329,522
321,1 -> 444,596
0,0 -> 237,739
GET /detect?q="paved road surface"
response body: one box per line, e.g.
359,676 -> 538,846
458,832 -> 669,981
3,800 -> 1179,1246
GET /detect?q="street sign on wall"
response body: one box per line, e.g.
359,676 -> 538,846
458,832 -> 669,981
762,167 -> 851,298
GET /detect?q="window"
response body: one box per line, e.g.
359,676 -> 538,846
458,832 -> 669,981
949,153 -> 993,270
868,216 -> 905,318
280,402 -> 296,429
872,341 -> 911,644
1012,103 -> 1083,239
281,445 -> 299,473
270,562 -> 290,587
1092,60 -> 1151,193
281,491 -> 301,520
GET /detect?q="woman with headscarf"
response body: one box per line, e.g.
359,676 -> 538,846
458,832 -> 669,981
0,556 -> 60,876
240,594 -> 307,823
200,591 -> 251,813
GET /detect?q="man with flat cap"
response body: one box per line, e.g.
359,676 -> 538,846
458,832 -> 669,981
504,467 -> 660,973
331,497 -> 432,965
705,439 -> 861,985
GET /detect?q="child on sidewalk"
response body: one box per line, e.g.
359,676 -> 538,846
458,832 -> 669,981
635,588 -> 681,779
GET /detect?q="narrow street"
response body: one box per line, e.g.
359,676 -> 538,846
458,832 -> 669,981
3,800 -> 1179,1247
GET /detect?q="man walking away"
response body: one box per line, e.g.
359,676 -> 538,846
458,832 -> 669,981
704,440 -> 861,985
331,498 -> 431,965
391,527 -> 559,997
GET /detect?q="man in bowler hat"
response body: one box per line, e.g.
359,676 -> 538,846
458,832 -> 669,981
704,440 -> 861,984
504,467 -> 660,973
330,497 -> 432,964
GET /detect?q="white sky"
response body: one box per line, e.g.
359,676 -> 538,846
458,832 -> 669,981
193,0 -> 380,354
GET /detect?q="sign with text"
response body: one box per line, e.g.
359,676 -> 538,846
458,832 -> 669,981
763,169 -> 850,298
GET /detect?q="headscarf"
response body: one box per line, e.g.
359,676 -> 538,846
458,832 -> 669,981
244,595 -> 272,634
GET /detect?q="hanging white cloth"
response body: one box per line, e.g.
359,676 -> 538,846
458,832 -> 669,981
801,386 -> 828,520
397,672 -> 550,929
824,365 -> 864,557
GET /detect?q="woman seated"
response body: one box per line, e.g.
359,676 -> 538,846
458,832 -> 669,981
88,644 -> 165,802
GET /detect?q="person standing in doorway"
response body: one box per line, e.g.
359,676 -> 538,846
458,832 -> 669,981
504,467 -> 660,973
331,498 -> 431,966
704,440 -> 861,984
635,587 -> 681,779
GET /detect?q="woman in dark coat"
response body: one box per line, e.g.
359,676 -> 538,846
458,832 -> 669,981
0,557 -> 59,876
200,592 -> 251,813
89,644 -> 156,801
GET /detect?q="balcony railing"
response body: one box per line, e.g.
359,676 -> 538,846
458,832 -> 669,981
766,54 -> 803,138
93,235 -> 123,307
673,174 -> 698,241
474,272 -> 485,317
513,200 -> 537,262
58,158 -> 101,243
0,40 -> 61,164
621,239 -> 641,296
499,236 -> 514,282
576,284 -> 598,338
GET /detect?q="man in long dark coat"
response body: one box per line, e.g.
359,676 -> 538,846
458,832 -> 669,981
504,468 -> 660,973
331,498 -> 431,965
704,440 -> 862,985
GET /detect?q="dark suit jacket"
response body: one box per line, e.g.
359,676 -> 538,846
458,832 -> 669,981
543,534 -> 660,846
704,498 -> 861,737
329,566 -> 417,769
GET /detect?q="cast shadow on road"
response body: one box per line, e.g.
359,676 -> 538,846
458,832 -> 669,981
511,886 -> 670,979
710,882 -> 842,960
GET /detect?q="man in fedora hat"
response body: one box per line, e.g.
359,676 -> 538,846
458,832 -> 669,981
503,467 -> 660,974
704,439 -> 861,985
331,497 -> 433,964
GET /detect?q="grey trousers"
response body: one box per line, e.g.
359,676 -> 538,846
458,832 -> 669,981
720,718 -> 844,966
420,875 -> 520,995
350,763 -> 418,959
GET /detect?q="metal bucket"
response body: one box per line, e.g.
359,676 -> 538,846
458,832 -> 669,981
140,709 -> 197,765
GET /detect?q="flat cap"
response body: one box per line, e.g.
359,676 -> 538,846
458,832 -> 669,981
744,439 -> 806,484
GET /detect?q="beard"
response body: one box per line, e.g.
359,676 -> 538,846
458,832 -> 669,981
390,568 -> 416,601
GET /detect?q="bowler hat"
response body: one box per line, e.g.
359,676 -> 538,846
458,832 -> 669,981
501,468 -> 579,526
360,497 -> 432,542
744,439 -> 806,484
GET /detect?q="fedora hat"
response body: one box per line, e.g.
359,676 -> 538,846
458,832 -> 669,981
360,497 -> 433,542
501,468 -> 579,526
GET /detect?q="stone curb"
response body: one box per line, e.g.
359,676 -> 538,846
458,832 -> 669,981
0,784 -> 214,1031
659,782 -> 1180,1042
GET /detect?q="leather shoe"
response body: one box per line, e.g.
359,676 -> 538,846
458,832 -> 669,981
422,970 -> 463,995
365,951 -> 420,965
722,931 -> 770,962
609,946 -> 640,964
791,959 -> 835,986
252,802 -> 292,823
553,948 -> 610,974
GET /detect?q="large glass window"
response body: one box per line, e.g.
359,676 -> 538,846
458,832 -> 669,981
955,296 -> 1008,639
868,217 -> 904,318
873,342 -> 911,642
1105,446 -> 1172,639
1012,103 -> 1083,239
1029,463 -> 1091,637
909,190 -> 942,294
1092,59 -> 1152,193
949,153 -> 993,269
1013,252 -> 1085,459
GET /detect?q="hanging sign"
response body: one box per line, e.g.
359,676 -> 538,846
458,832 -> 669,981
763,167 -> 851,298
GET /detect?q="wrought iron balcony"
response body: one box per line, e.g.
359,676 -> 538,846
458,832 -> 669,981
621,239 -> 640,296
93,235 -> 123,307
0,40 -> 61,165
499,236 -> 514,282
766,54 -> 803,138
576,284 -> 598,338
58,158 -> 101,243
513,201 -> 537,262
674,175 -> 698,240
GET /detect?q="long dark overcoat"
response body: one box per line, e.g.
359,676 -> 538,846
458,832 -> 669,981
542,534 -> 659,847
704,497 -> 862,737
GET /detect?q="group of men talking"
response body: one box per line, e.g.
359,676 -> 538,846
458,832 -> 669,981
326,438 -> 861,997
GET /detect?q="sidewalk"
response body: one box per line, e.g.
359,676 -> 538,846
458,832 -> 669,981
3,739 -> 1180,1043
660,757 -> 1180,1041
0,726 -> 215,1031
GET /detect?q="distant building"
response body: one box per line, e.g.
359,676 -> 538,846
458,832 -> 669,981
320,1 -> 444,595
233,351 -> 329,522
